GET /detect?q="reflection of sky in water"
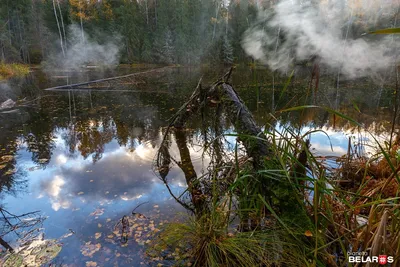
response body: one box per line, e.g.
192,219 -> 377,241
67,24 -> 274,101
305,126 -> 387,157
3,119 -> 385,265
2,67 -> 393,265
3,128 -> 206,265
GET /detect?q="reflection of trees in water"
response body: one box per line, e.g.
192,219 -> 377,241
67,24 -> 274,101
0,135 -> 28,197
0,137 -> 43,253
154,109 -> 234,214
0,207 -> 45,253
76,118 -> 114,163
252,77 -> 397,134
63,123 -> 78,157
0,67 -> 398,203
174,129 -> 206,214
6,69 -> 398,165
25,133 -> 55,166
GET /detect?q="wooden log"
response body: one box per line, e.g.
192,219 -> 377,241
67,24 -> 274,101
215,82 -> 270,166
44,66 -> 170,91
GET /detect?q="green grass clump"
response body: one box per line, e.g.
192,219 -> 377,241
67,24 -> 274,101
0,63 -> 29,80
148,206 -> 311,267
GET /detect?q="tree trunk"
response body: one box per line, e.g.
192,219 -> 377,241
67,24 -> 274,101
213,83 -> 270,167
52,0 -> 65,57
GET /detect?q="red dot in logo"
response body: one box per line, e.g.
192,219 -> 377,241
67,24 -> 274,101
379,255 -> 387,265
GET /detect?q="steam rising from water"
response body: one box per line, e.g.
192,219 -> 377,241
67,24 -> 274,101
45,24 -> 121,71
242,0 -> 400,78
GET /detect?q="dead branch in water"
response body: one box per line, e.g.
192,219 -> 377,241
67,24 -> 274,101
169,68 -> 271,167
154,68 -> 272,216
44,66 -> 171,91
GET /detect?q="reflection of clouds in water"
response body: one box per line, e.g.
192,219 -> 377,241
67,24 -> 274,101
59,147 -> 158,202
305,126 -> 390,157
56,154 -> 68,165
311,143 -> 346,156
36,133 -> 209,211
35,124 -> 391,211
39,175 -> 71,211
46,175 -> 64,197
120,194 -> 143,201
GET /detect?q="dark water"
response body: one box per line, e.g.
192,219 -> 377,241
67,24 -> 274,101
0,66 -> 396,266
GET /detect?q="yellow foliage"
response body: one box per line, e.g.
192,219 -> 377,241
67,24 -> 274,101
69,0 -> 113,21
0,63 -> 29,80
69,0 -> 98,21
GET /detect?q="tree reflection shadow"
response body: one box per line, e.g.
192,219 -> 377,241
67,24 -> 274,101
0,207 -> 44,253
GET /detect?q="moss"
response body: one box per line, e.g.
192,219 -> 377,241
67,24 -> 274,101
0,63 -> 30,80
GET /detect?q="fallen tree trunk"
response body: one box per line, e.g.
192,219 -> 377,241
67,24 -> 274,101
156,69 -> 272,218
171,72 -> 271,167
211,82 -> 271,167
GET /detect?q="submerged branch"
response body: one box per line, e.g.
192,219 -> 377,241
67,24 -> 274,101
44,66 -> 171,91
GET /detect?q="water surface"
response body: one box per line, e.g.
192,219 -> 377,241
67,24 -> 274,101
0,66 -> 396,266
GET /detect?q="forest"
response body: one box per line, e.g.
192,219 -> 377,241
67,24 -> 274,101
0,0 -> 261,66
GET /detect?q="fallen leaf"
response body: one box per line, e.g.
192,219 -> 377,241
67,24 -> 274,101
86,261 -> 97,267
90,209 -> 104,216
81,242 -> 101,257
95,233 -> 102,239
28,166 -> 41,171
304,230 -> 313,237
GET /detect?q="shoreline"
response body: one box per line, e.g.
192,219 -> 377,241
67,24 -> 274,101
0,64 -> 30,81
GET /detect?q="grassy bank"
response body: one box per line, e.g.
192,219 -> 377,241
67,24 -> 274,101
149,122 -> 400,266
146,66 -> 400,267
0,63 -> 30,80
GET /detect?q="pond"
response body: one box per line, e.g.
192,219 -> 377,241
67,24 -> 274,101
0,66 -> 396,266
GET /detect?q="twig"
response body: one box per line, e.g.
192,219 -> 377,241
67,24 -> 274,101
131,201 -> 150,215
223,66 -> 235,82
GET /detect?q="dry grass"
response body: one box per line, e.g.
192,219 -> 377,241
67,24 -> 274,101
0,63 -> 30,80
323,136 -> 400,265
